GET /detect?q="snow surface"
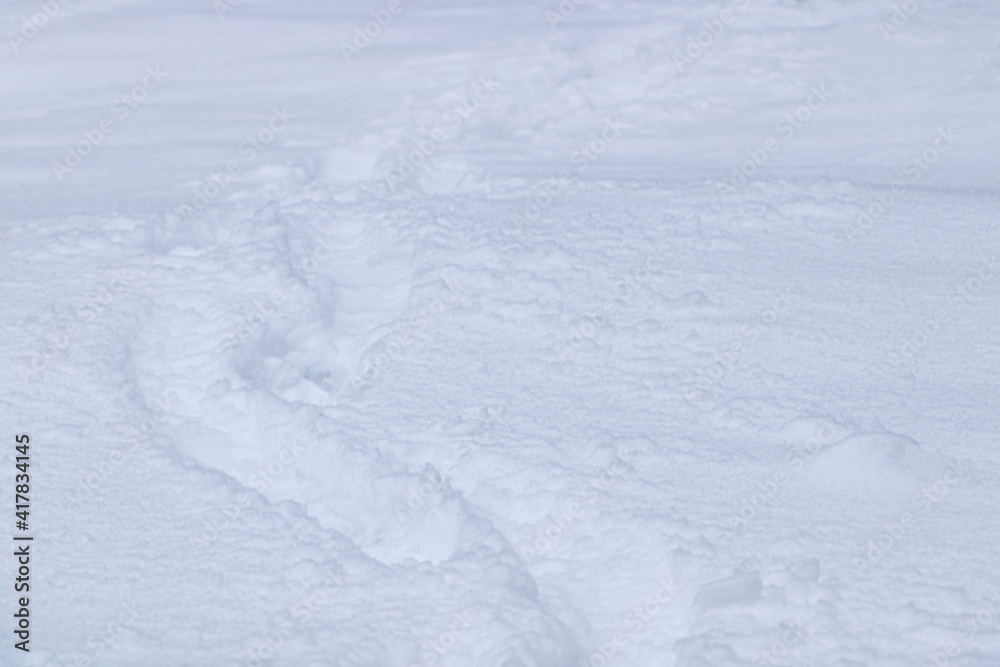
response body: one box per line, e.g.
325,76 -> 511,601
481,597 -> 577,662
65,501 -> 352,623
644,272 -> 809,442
2,0 -> 1000,665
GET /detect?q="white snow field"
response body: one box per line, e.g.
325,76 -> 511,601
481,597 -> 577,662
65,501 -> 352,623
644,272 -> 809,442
2,0 -> 1000,665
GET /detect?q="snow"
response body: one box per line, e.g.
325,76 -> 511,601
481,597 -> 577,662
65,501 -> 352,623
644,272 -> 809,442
2,0 -> 999,665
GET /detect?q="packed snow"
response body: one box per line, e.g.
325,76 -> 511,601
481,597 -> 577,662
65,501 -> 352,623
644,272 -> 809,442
2,0 -> 999,665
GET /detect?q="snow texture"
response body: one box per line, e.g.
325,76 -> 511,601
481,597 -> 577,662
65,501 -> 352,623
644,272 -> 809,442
2,0 -> 999,665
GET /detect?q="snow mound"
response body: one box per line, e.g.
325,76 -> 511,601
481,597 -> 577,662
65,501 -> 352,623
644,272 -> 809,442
801,432 -> 944,500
